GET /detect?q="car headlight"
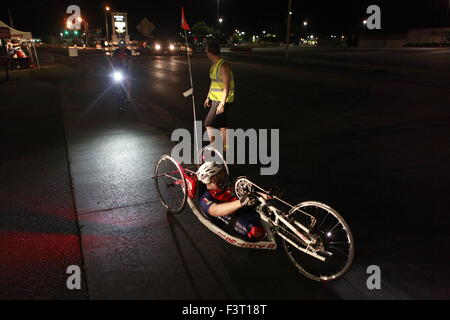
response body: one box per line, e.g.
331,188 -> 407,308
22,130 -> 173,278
169,44 -> 175,51
155,44 -> 161,50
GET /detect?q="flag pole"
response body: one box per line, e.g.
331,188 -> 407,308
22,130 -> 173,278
182,9 -> 200,164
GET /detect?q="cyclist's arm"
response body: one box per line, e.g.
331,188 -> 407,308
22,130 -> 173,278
208,200 -> 242,217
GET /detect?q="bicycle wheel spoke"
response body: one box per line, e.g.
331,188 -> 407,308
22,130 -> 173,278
329,246 -> 349,258
329,221 -> 341,233
317,211 -> 329,230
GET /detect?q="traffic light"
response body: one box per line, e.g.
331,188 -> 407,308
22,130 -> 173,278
64,30 -> 69,36
74,30 -> 79,36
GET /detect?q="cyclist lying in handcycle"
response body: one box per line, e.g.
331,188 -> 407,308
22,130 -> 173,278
154,147 -> 355,282
196,162 -> 266,241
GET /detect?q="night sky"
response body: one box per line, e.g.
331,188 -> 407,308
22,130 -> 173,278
1,0 -> 448,39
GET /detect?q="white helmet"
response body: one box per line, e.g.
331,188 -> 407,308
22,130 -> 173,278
196,162 -> 225,184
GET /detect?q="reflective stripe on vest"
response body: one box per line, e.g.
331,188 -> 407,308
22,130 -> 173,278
209,58 -> 235,103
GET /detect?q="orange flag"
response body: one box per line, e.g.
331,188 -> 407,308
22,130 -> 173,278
181,7 -> 190,31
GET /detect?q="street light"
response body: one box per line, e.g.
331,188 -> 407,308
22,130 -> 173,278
303,21 -> 308,27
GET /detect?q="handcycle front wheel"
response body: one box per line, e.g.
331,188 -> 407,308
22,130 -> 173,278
154,155 -> 187,214
281,201 -> 355,282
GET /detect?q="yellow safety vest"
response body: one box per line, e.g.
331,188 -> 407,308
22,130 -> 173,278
209,58 -> 235,103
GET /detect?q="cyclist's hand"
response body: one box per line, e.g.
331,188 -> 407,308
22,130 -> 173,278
256,191 -> 273,200
216,102 -> 225,115
204,98 -> 211,108
240,194 -> 257,207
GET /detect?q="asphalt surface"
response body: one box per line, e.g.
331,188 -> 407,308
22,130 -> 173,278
227,46 -> 450,74
1,47 -> 449,299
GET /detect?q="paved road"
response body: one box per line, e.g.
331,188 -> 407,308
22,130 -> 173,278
226,46 -> 450,74
1,47 -> 449,299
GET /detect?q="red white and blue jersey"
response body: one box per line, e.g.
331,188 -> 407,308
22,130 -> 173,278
199,189 -> 264,239
199,188 -> 237,214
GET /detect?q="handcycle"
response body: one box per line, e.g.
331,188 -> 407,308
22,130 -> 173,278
110,67 -> 129,111
153,146 -> 355,282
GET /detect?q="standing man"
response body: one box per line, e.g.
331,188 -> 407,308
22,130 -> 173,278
204,40 -> 235,151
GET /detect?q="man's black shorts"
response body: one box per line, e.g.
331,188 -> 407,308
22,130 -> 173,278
204,100 -> 232,128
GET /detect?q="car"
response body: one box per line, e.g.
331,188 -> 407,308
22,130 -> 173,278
105,44 -> 140,57
151,40 -> 181,55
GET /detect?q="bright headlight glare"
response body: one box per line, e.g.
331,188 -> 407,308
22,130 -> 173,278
113,72 -> 124,82
169,44 -> 175,50
155,44 -> 161,50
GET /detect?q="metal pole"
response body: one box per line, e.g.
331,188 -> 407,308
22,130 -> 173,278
217,0 -> 220,27
285,0 -> 292,58
32,42 -> 40,70
105,11 -> 110,43
86,20 -> 89,47
184,29 -> 200,163
8,9 -> 14,28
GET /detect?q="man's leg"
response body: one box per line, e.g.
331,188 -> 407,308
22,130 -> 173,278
206,127 -> 217,145
220,127 -> 228,152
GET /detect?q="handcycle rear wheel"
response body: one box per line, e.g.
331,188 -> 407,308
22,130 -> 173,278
281,201 -> 354,282
154,155 -> 187,214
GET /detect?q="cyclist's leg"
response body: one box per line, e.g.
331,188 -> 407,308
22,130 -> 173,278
233,209 -> 266,240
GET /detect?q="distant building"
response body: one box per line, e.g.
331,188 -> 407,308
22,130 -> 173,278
407,28 -> 450,45
358,34 -> 407,48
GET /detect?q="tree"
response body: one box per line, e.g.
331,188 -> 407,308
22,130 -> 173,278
191,21 -> 215,37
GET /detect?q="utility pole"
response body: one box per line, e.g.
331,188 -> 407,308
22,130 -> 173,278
8,8 -> 14,28
285,0 -> 292,57
105,6 -> 111,43
86,20 -> 89,47
217,0 -> 220,28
